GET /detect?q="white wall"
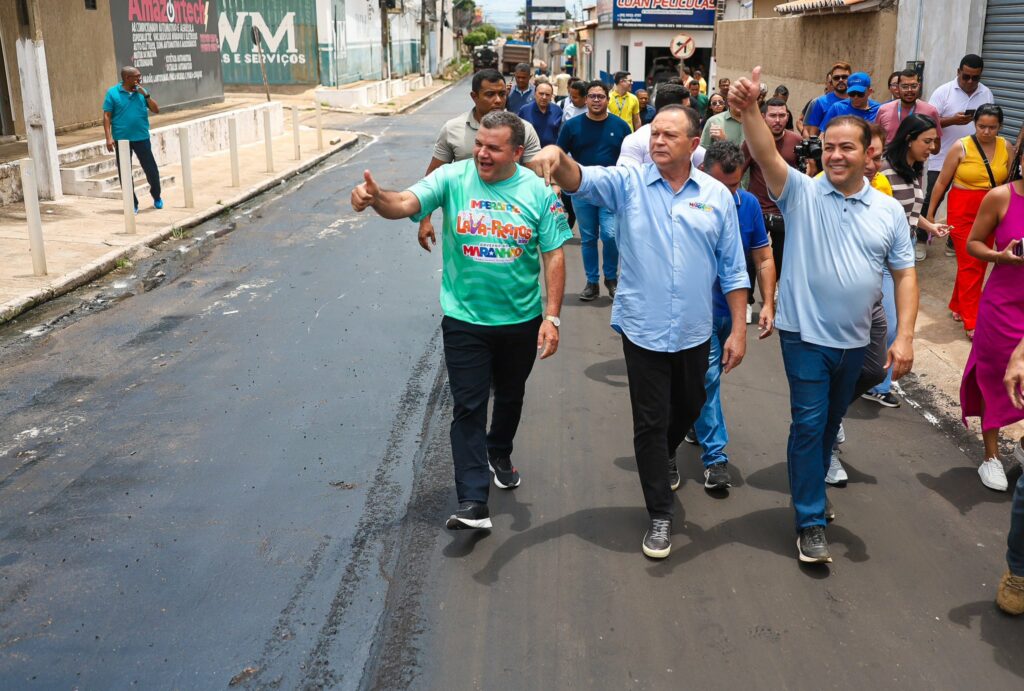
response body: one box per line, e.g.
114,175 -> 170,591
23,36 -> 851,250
593,27 -> 713,78
894,0 -> 988,98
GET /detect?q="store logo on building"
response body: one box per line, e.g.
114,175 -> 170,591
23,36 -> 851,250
219,12 -> 307,65
128,0 -> 210,26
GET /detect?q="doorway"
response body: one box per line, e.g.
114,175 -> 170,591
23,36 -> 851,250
0,32 -> 14,137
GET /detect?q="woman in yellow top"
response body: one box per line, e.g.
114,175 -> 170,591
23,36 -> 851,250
927,104 -> 1012,338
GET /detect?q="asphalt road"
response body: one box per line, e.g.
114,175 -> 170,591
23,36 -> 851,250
0,80 -> 1022,689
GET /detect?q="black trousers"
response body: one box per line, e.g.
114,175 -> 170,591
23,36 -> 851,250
114,139 -> 161,208
764,213 -> 785,280
622,334 -> 711,519
852,300 -> 889,402
920,170 -> 942,243
442,315 -> 541,505
561,191 -> 576,230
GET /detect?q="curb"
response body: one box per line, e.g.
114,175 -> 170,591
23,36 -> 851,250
322,74 -> 468,117
0,136 -> 360,327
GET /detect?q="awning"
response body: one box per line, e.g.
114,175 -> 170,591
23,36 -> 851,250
775,0 -> 887,16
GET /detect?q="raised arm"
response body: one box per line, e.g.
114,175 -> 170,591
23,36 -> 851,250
351,170 -> 422,219
731,67 -> 789,200
525,145 -> 583,192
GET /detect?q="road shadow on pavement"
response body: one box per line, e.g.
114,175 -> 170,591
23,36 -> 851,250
948,600 -> 1024,679
645,507 -> 868,577
471,505 -> 866,585
471,505 -> 657,585
916,465 -> 1020,515
584,358 -> 628,388
443,530 -> 491,558
612,454 -> 746,490
746,460 -> 876,495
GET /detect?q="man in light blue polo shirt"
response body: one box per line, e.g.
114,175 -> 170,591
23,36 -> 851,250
733,66 -> 919,564
102,65 -> 162,213
527,105 -> 750,560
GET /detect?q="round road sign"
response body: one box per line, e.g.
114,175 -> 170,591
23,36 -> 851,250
670,34 -> 695,60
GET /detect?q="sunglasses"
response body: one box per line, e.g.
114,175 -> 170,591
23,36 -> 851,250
831,74 -> 850,81
960,72 -> 982,82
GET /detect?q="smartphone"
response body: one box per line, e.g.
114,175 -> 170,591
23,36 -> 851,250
1014,240 -> 1024,258
964,109 -> 976,117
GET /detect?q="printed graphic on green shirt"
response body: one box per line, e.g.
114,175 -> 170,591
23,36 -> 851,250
408,160 -> 571,326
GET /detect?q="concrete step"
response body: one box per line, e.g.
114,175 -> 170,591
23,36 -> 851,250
59,154 -> 118,188
94,174 -> 176,201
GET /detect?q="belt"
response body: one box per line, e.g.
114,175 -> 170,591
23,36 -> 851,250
763,213 -> 784,224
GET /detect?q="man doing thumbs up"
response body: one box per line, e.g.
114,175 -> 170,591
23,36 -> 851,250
351,110 -> 571,532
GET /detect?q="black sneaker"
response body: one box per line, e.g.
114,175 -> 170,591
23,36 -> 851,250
642,517 -> 672,559
684,428 -> 698,445
797,525 -> 832,563
579,283 -> 599,301
825,495 -> 836,523
445,502 -> 492,530
704,462 -> 732,490
604,278 -> 617,299
489,456 -> 521,489
668,454 -> 681,491
944,236 -> 955,256
861,391 -> 900,408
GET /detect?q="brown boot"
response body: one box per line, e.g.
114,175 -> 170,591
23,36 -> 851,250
996,571 -> 1024,615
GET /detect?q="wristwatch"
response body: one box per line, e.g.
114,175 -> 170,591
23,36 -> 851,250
544,315 -> 561,327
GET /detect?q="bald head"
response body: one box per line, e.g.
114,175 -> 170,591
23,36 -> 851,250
121,66 -> 140,81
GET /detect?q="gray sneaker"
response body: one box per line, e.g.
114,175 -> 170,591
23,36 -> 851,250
797,525 -> 832,563
642,518 -> 672,559
579,283 -> 599,301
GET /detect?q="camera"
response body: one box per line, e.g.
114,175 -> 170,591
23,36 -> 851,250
795,136 -> 823,174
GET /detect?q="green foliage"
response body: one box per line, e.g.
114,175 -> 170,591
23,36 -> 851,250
463,30 -> 488,47
478,23 -> 499,41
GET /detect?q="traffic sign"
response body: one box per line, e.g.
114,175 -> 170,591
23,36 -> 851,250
670,33 -> 695,60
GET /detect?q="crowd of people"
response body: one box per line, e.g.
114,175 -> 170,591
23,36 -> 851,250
350,55 -> 1024,614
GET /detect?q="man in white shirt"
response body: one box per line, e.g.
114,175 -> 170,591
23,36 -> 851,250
560,80 -> 588,122
617,83 -> 706,169
924,54 -> 994,232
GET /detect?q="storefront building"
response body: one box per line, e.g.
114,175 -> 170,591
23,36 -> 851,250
591,0 -> 716,86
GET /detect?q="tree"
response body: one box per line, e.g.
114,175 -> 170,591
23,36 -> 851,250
463,30 -> 489,47
478,23 -> 499,41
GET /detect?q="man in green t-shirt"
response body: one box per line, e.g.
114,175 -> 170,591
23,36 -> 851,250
351,111 -> 571,531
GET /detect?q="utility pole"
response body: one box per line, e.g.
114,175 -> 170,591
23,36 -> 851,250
420,0 -> 430,76
380,0 -> 393,83
15,0 -> 61,199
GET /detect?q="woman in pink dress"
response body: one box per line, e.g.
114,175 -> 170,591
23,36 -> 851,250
961,162 -> 1024,491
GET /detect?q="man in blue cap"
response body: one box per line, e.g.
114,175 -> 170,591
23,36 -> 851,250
820,72 -> 881,130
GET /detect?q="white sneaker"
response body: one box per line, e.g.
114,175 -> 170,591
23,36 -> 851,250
979,458 -> 1009,492
835,423 -> 846,445
745,304 -> 753,324
915,245 -> 927,262
825,450 -> 848,485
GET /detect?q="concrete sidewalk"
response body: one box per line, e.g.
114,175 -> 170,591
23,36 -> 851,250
0,125 -> 357,324
907,243 -> 1024,447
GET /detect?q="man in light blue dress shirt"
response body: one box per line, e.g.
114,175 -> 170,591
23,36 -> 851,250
527,105 -> 750,559
733,67 -> 919,565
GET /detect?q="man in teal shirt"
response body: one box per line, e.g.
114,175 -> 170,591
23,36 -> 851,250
351,111 -> 570,531
102,66 -> 162,213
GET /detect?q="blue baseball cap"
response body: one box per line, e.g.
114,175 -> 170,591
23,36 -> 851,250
847,72 -> 871,95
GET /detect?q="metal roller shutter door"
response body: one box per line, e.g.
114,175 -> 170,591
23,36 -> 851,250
982,0 -> 1024,138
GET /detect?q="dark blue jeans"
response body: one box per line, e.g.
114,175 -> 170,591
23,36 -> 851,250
1009,472 -> 1024,576
441,315 -> 541,505
114,139 -> 161,208
779,330 -> 867,531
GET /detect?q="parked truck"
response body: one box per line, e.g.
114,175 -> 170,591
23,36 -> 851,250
500,40 -> 533,75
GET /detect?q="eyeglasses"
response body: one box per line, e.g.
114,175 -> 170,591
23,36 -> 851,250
899,83 -> 920,91
960,73 -> 982,82
587,94 -> 607,100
